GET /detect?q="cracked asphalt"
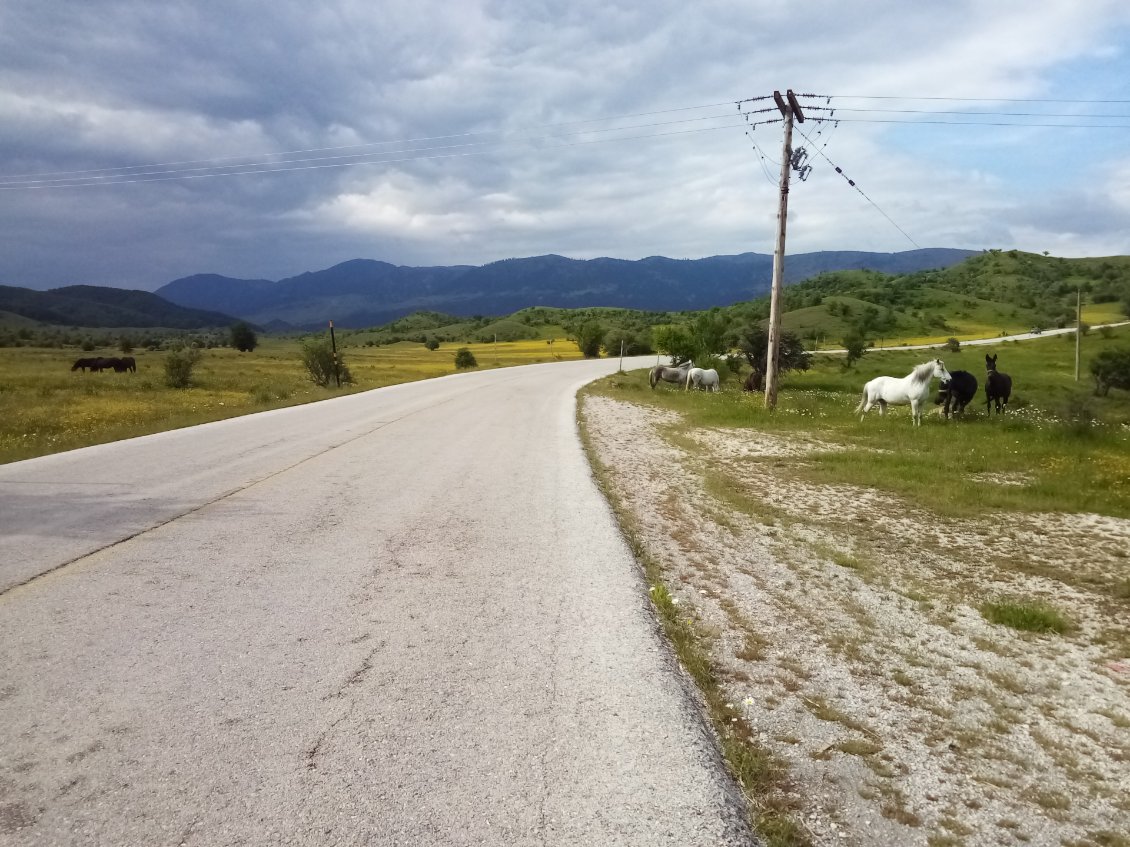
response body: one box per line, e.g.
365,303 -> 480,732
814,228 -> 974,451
0,358 -> 754,846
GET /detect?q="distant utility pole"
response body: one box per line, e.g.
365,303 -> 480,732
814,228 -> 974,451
1075,285 -> 1082,382
764,89 -> 804,409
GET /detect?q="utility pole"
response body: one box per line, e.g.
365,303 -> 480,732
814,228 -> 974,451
329,320 -> 340,387
1075,285 -> 1081,382
764,90 -> 804,409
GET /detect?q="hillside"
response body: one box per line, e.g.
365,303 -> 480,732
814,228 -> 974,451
0,284 -> 241,329
155,249 -> 975,329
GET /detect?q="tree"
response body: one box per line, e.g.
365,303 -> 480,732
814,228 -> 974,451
424,337 -> 440,351
651,325 -> 697,364
841,330 -> 869,368
573,320 -> 605,358
602,328 -> 650,357
454,347 -> 477,369
1090,348 -> 1130,396
728,325 -> 810,385
230,321 -> 258,352
164,347 -> 202,389
301,339 -> 351,386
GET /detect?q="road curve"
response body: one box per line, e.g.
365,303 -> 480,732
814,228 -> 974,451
0,357 -> 754,846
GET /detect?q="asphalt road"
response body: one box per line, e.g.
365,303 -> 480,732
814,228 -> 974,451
0,357 -> 754,846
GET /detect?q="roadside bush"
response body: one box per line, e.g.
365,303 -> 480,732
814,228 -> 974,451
944,337 -> 961,352
301,339 -> 352,387
454,347 -> 477,369
164,347 -> 202,389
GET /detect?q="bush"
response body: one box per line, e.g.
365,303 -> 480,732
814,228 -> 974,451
573,320 -> 604,358
301,339 -> 352,387
454,348 -> 477,369
944,337 -> 961,353
164,347 -> 202,389
230,322 -> 258,352
424,338 -> 440,351
1090,347 -> 1130,396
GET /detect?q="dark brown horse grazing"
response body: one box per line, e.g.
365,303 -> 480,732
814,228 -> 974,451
985,354 -> 1012,414
71,357 -> 100,372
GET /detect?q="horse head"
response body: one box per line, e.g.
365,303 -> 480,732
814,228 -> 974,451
986,353 -> 997,373
931,359 -> 951,382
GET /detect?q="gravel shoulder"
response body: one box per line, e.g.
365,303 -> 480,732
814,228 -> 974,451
581,393 -> 1130,847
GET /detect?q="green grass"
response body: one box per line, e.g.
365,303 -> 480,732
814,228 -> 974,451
589,325 -> 1130,520
0,337 -> 584,464
979,599 -> 1074,634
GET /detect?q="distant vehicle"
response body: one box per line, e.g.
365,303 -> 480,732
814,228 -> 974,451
1030,327 -> 1043,335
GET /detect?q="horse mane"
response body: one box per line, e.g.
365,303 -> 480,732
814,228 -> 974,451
911,361 -> 936,382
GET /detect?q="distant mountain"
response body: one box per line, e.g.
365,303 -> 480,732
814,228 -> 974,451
156,249 -> 976,329
0,284 -> 241,329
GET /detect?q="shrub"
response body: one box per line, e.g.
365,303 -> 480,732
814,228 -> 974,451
454,348 -> 477,369
300,339 -> 352,386
573,320 -> 605,358
163,347 -> 202,389
424,337 -> 440,351
230,322 -> 258,352
944,337 -> 961,352
1090,347 -> 1130,396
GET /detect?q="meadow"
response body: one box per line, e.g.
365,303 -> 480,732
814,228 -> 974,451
592,323 -> 1130,520
0,336 -> 582,464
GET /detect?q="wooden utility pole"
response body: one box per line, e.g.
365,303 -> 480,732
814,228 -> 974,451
1075,285 -> 1081,382
764,90 -> 804,409
329,320 -> 340,388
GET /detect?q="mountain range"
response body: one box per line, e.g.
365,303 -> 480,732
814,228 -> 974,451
154,249 -> 976,329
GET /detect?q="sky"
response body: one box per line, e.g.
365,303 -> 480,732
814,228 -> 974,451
2,0 -> 1129,292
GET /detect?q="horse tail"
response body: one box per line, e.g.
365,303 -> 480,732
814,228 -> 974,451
853,388 -> 867,414
648,367 -> 658,389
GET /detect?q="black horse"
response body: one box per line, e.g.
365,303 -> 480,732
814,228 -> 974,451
985,354 -> 1012,414
935,370 -> 978,418
71,357 -> 100,372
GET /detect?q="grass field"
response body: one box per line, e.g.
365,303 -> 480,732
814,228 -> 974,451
590,324 -> 1130,519
0,337 -> 582,464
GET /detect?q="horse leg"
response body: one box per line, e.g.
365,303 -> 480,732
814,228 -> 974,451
911,399 -> 921,426
877,399 -> 887,416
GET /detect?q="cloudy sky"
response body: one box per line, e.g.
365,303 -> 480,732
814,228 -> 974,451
2,0 -> 1129,291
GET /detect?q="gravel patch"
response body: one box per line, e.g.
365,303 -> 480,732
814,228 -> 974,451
582,394 -> 1130,847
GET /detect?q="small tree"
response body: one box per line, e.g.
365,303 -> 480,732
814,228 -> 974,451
1090,348 -> 1130,396
424,337 -> 440,351
573,320 -> 605,358
118,336 -> 134,354
454,347 -> 477,369
164,347 -> 202,389
301,339 -> 351,386
230,321 -> 258,353
841,330 -> 869,369
651,325 -> 697,364
729,325 -> 810,385
944,337 -> 961,353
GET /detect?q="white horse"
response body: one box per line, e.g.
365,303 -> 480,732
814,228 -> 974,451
855,359 -> 951,426
650,360 -> 693,389
686,367 -> 720,392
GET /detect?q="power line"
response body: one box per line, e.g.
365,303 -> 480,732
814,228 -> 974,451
0,100 -> 751,184
793,123 -> 920,249
1,119 -> 783,190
